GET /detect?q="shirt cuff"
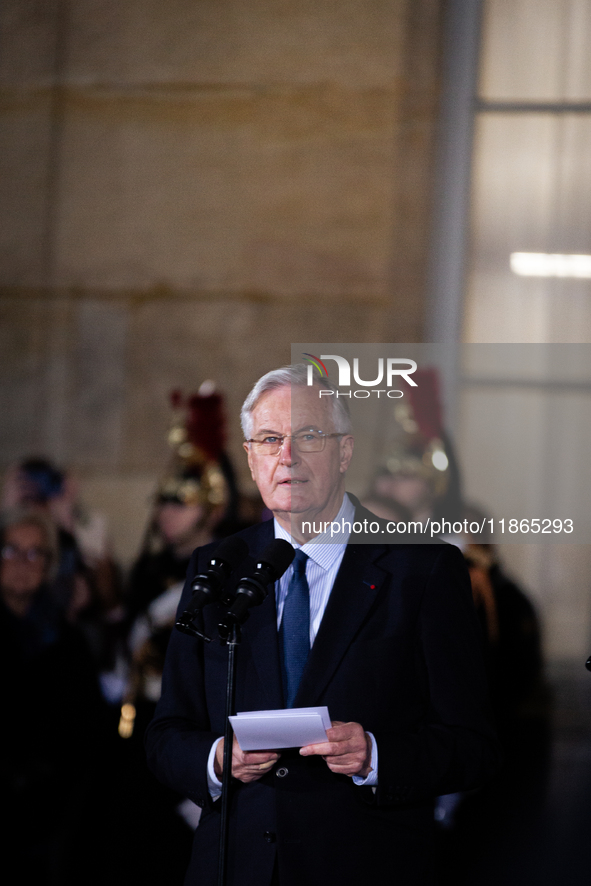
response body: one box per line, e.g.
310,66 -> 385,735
207,737 -> 224,800
352,732 -> 378,787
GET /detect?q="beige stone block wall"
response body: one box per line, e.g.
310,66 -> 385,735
0,0 -> 444,566
0,95 -> 52,285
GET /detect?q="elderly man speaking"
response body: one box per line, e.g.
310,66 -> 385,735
146,365 -> 499,886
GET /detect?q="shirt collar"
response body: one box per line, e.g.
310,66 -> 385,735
273,493 -> 355,570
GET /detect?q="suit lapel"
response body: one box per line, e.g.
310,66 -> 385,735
294,542 -> 387,707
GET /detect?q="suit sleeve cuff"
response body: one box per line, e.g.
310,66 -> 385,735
207,737 -> 223,800
352,732 -> 378,787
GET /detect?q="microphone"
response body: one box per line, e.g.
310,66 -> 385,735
175,535 -> 249,638
218,539 -> 295,636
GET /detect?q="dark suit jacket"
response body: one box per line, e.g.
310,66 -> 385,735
145,502 -> 500,886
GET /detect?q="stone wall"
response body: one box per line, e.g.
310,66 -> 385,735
0,0 -> 445,565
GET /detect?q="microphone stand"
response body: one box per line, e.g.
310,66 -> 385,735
177,610 -> 239,886
178,540 -> 294,886
177,610 -> 240,886
218,622 -> 241,886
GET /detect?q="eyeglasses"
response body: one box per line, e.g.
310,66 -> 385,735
246,429 -> 344,456
1,544 -> 49,564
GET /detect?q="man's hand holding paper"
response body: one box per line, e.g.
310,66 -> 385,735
214,735 -> 280,784
299,720 -> 373,778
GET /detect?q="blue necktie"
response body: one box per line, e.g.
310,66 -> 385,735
280,549 -> 310,708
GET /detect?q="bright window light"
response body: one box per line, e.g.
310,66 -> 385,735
510,252 -> 591,278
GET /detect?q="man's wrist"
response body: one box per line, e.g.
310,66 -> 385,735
207,737 -> 224,799
352,732 -> 378,787
213,737 -> 224,778
358,731 -> 373,778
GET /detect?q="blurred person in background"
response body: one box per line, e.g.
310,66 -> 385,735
435,512 -> 551,885
461,525 -> 550,775
368,368 -> 463,527
1,456 -> 123,679
123,385 -> 238,704
99,385 -> 241,886
0,507 -> 108,884
367,371 -> 550,879
124,385 -> 236,629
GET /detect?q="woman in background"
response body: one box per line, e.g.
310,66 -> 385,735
0,508 -> 107,884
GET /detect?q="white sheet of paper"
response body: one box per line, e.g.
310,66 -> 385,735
229,706 -> 331,751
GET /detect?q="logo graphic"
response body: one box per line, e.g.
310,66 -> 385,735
302,354 -> 329,377
303,354 -> 417,388
301,352 -> 418,399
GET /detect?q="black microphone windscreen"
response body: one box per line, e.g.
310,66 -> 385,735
212,535 -> 249,569
258,539 -> 295,580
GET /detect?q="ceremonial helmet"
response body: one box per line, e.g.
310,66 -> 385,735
383,368 -> 451,496
156,381 -> 228,510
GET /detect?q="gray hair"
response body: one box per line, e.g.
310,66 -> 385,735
240,363 -> 353,439
0,507 -> 60,581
